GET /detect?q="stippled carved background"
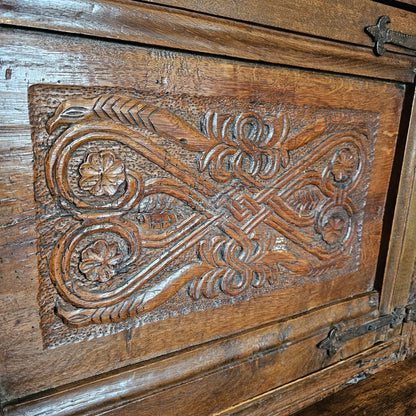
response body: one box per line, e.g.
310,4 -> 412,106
29,85 -> 377,348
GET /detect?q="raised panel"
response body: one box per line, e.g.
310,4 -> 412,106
0,27 -> 405,404
30,86 -> 378,347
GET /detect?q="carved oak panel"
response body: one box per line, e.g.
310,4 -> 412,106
29,85 -> 377,347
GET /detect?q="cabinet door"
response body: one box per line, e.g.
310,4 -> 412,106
0,18 -> 413,416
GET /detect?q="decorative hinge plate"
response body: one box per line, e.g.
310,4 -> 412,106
365,16 -> 416,56
318,304 -> 416,357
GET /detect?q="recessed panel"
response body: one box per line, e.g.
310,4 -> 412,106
30,85 -> 377,347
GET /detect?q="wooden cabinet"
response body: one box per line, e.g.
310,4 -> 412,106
1,1 -> 416,415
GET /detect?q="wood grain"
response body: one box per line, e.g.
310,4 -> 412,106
140,0 -> 416,49
216,338 -> 404,416
0,0 -> 415,82
100,338 -> 404,416
292,355 -> 416,416
403,320 -> 416,356
29,86 -> 379,340
1,0 -> 415,412
0,25 -> 405,407
382,89 -> 416,313
1,294 -> 386,416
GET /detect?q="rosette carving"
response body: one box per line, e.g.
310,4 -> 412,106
331,148 -> 357,183
79,151 -> 126,197
323,216 -> 347,245
79,240 -> 124,283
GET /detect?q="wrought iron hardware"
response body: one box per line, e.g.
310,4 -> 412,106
318,306 -> 407,357
365,16 -> 416,56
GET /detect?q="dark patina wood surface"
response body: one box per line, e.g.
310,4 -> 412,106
293,355 -> 416,416
1,1 -> 416,415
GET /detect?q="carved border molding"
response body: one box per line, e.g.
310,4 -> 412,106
30,86 -> 377,346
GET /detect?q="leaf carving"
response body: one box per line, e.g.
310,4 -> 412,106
189,226 -> 279,300
138,194 -> 179,232
46,94 -> 213,151
281,112 -> 358,152
286,186 -> 325,216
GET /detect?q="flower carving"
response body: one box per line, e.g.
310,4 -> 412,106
79,151 -> 126,196
79,240 -> 123,282
331,149 -> 355,182
323,216 -> 346,245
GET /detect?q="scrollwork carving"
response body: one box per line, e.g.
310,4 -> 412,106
31,88 -> 377,342
199,110 -> 289,185
190,224 -> 278,300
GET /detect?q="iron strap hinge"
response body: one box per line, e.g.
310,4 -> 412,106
318,304 -> 416,357
365,16 -> 416,56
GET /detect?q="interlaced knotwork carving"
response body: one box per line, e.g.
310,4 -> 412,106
31,89 -> 377,337
199,110 -> 289,185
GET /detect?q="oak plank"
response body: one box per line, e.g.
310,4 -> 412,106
0,26 -> 406,405
1,294 -> 383,416
215,339 -> 404,416
381,89 -> 416,313
0,1 -> 415,82
140,0 -> 416,50
293,355 -> 416,416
